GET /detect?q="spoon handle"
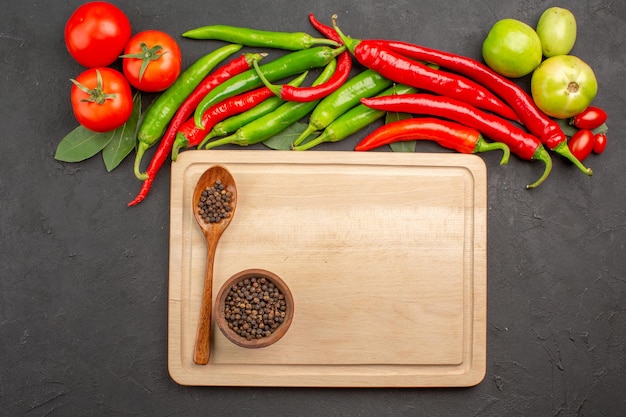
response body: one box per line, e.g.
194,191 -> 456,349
193,234 -> 218,365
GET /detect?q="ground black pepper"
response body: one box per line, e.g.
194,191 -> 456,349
223,276 -> 288,341
196,179 -> 233,224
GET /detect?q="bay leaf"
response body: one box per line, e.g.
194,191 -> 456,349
385,112 -> 416,152
54,126 -> 114,162
102,92 -> 142,172
263,122 -> 318,150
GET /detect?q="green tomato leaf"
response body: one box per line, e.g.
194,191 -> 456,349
554,118 -> 578,137
385,112 -> 416,152
54,126 -> 115,163
102,92 -> 142,172
554,117 -> 609,138
263,122 -> 318,150
592,123 -> 608,135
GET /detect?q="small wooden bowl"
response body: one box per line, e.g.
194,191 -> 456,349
215,269 -> 294,349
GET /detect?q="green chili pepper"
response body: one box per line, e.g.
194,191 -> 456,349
135,43 -> 242,173
203,59 -> 338,149
194,46 -> 345,128
293,84 -> 418,151
182,25 -> 340,50
292,69 -> 393,146
198,71 -> 310,149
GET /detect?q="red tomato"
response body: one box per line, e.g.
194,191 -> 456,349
64,2 -> 132,68
567,129 -> 595,162
121,30 -> 182,92
593,133 -> 607,154
571,106 -> 608,130
70,67 -> 133,132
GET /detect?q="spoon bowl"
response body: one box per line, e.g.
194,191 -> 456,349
191,165 -> 237,365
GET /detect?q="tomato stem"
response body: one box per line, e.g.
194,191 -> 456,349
70,69 -> 117,105
120,42 -> 167,81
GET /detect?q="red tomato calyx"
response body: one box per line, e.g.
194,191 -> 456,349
120,42 -> 168,82
70,69 -> 117,105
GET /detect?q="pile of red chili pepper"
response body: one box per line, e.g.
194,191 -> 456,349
128,13 -> 608,206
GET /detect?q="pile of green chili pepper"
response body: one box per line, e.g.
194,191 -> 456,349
128,13 -> 600,205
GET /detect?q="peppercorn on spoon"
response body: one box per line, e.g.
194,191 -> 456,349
192,165 -> 237,365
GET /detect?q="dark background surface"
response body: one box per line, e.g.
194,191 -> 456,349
1,1 -> 624,416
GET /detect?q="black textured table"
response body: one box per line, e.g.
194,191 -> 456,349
1,1 -> 624,416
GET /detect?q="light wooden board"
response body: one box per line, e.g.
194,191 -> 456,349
168,150 -> 487,387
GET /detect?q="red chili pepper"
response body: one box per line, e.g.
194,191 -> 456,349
331,17 -> 519,122
309,14 -> 342,44
570,106 -> 608,130
361,93 -> 552,188
368,38 -> 592,176
262,51 -> 351,102
172,86 -> 278,158
255,15 -> 352,103
128,53 -> 264,207
355,117 -> 511,164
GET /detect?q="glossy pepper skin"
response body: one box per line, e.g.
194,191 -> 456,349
182,24 -> 340,50
292,68 -> 393,146
292,83 -> 418,151
354,117 -> 511,165
193,45 -> 345,128
361,93 -> 552,188
260,51 -> 352,102
202,58 -> 338,149
249,13 -> 353,103
174,71 -> 309,157
134,44 -> 243,180
331,17 -> 519,122
128,50 -> 257,207
369,39 -> 592,176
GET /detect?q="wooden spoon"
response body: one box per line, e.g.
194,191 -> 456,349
191,165 -> 237,365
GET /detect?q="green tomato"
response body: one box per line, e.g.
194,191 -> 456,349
482,18 -> 542,78
531,55 -> 598,119
536,7 -> 577,57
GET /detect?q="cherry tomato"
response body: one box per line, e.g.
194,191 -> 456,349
64,2 -> 132,68
571,106 -> 608,130
567,129 -> 595,162
531,55 -> 598,119
70,67 -> 133,133
593,133 -> 607,154
121,30 -> 182,92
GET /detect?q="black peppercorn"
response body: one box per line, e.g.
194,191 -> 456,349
222,275 -> 289,342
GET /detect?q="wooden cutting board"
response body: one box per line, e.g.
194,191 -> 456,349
168,150 -> 487,387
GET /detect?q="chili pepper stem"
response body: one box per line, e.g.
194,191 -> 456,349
331,15 -> 358,53
553,142 -> 593,176
252,60 -> 283,97
292,125 -> 318,147
527,147 -> 553,189
292,134 -> 327,151
475,137 -> 510,165
133,143 -> 150,180
171,133 -> 189,162
203,134 -> 240,150
197,130 -> 219,149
